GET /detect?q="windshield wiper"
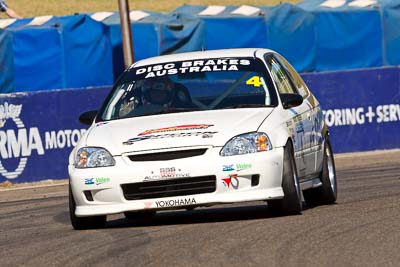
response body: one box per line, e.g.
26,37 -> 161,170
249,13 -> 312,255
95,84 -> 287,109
154,107 -> 203,115
221,104 -> 268,109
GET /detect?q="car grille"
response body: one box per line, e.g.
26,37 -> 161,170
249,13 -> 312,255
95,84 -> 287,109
121,176 -> 216,200
128,149 -> 207,161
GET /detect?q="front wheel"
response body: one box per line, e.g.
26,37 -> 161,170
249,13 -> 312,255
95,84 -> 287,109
268,141 -> 302,215
69,185 -> 106,230
303,137 -> 337,206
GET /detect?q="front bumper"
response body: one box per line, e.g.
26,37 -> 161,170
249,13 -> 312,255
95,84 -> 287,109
69,146 -> 284,217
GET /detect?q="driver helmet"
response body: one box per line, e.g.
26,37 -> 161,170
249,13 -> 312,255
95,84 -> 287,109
138,77 -> 174,106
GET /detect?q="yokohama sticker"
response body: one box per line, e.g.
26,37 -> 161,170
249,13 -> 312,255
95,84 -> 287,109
144,198 -> 196,208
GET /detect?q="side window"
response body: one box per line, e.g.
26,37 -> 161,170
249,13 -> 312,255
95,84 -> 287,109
265,55 -> 297,95
277,55 -> 310,99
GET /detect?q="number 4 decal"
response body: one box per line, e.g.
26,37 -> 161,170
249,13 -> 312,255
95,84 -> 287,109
246,76 -> 262,87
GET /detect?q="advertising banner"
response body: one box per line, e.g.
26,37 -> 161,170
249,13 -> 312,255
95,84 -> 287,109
0,87 -> 109,183
303,67 -> 400,153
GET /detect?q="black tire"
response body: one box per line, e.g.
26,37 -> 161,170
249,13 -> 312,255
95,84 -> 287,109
303,137 -> 337,206
69,186 -> 107,230
268,141 -> 302,215
124,210 -> 156,220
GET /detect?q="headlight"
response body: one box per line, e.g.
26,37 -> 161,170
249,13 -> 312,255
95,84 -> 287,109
75,147 -> 115,168
220,132 -> 272,156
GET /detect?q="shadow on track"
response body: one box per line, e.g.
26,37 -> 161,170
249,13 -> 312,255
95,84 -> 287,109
105,203 -> 305,229
54,201 -> 318,229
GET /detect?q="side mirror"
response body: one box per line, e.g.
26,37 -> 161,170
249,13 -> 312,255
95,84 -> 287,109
280,93 -> 303,109
79,110 -> 97,125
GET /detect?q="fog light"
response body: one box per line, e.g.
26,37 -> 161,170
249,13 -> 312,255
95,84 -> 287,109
84,190 -> 94,201
251,175 -> 260,186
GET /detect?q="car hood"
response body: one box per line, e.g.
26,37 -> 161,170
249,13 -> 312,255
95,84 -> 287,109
86,108 -> 274,155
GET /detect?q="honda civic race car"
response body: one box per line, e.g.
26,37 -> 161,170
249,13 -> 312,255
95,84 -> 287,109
68,48 -> 337,230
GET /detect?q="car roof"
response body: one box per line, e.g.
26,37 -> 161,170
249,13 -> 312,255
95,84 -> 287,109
131,48 -> 275,68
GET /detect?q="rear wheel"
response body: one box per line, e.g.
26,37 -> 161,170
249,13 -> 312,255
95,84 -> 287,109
69,185 -> 106,230
303,137 -> 337,206
268,141 -> 302,215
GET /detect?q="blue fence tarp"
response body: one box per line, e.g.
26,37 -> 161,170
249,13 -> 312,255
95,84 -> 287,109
264,4 -> 316,72
9,22 -> 64,91
0,29 -> 15,93
174,5 -> 271,58
297,0 -> 400,68
298,1 -> 383,71
382,4 -> 400,65
0,15 -> 113,92
2,1 -> 400,92
59,15 -> 113,89
174,4 -> 316,71
0,67 -> 399,183
174,4 -> 244,15
203,16 -> 268,49
102,12 -> 205,81
317,10 -> 383,71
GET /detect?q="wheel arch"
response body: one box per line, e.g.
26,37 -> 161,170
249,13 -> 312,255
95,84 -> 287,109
267,125 -> 293,149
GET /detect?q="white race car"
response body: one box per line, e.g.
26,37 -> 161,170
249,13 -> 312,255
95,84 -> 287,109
68,48 -> 337,230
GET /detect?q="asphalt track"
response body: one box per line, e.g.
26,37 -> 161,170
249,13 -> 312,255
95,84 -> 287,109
1,150 -> 399,267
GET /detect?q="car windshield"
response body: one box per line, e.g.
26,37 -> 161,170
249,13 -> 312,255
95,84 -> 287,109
99,57 -> 278,120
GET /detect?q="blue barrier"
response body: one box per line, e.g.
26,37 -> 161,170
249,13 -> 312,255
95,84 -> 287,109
0,87 -> 109,183
0,67 -> 399,183
303,67 -> 400,153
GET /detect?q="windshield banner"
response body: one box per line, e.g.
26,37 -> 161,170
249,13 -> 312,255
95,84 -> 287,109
132,58 -> 253,79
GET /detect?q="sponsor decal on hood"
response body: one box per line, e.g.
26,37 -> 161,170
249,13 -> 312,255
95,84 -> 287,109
138,124 -> 213,136
86,108 -> 274,153
123,131 -> 218,145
